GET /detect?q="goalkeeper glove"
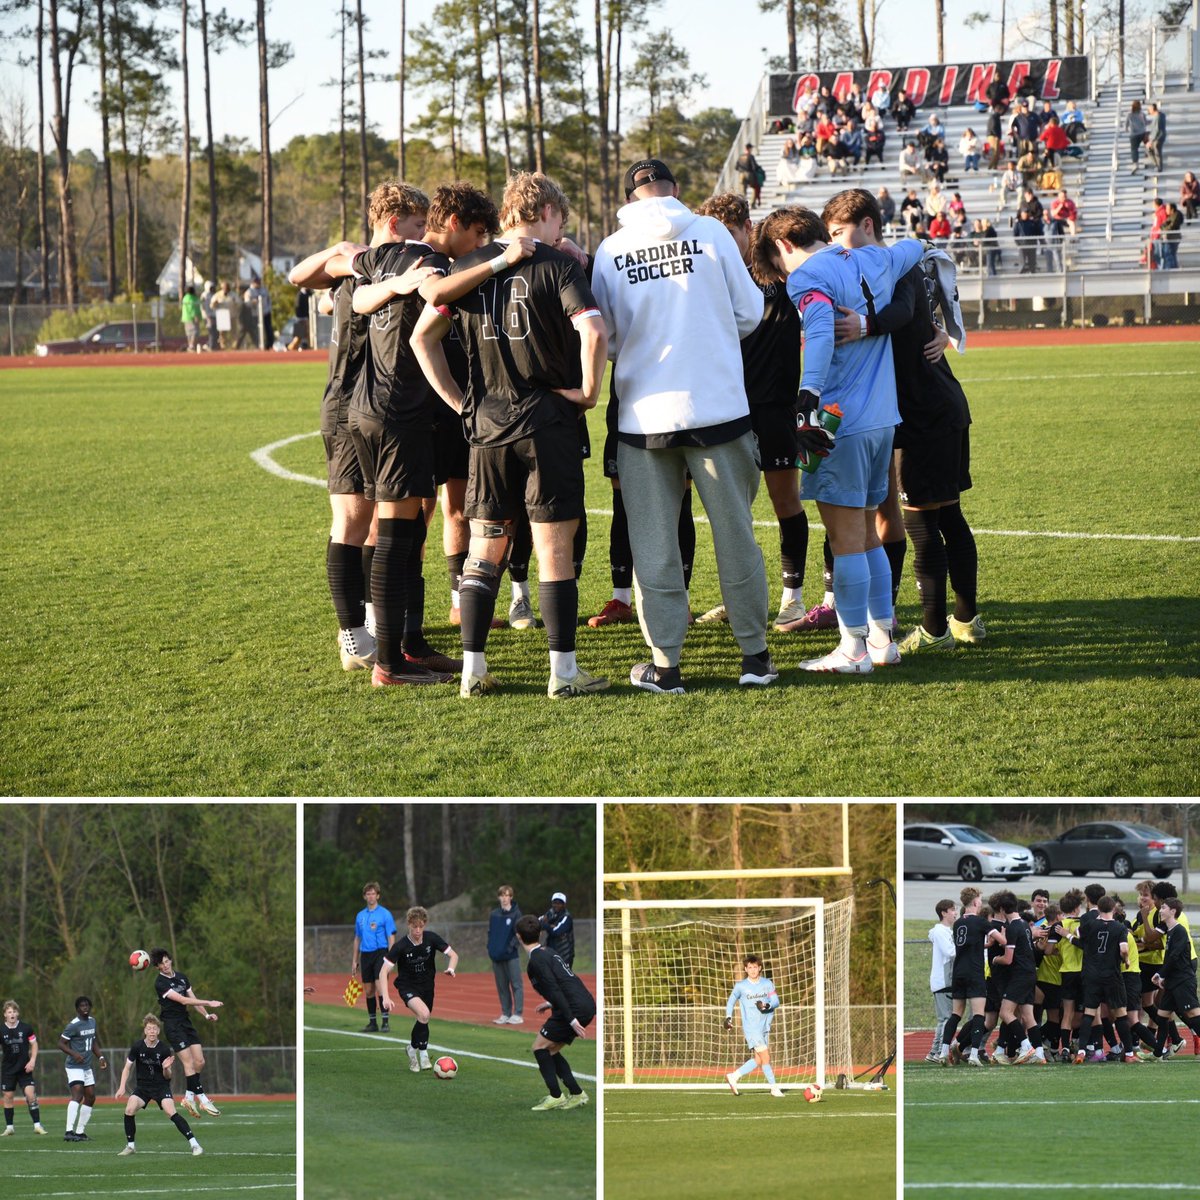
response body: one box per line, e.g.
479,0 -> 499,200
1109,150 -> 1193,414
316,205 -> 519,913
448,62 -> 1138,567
795,390 -> 835,459
755,1000 -> 772,1013
723,1016 -> 734,1031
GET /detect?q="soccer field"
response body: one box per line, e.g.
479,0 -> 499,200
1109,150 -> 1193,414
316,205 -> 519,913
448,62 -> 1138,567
0,1099 -> 295,1199
604,1085 -> 896,1200
303,1004 -> 595,1200
2,342 -> 1198,796
904,1058 -> 1200,1198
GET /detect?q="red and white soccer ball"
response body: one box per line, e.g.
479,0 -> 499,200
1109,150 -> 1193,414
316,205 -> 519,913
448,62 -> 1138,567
129,949 -> 150,972
433,1056 -> 458,1080
803,1083 -> 823,1104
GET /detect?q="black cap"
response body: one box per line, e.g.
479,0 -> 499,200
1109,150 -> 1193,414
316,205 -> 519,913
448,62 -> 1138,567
624,158 -> 676,199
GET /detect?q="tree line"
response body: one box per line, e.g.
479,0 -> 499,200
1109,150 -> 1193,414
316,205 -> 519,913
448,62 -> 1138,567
0,804 -> 295,1050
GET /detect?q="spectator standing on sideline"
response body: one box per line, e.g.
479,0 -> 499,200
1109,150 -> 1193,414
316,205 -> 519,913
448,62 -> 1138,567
539,892 -> 575,967
1013,207 -> 1042,273
181,286 -> 201,353
247,274 -> 273,349
736,144 -> 763,206
488,886 -> 524,1025
289,287 -> 311,350
926,900 -> 958,1062
237,285 -> 257,348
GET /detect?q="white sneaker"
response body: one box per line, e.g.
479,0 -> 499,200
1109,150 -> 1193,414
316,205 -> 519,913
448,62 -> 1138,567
506,1015 -> 524,1024
770,1086 -> 785,1097
199,1098 -> 220,1116
407,1046 -> 420,1073
419,1050 -> 432,1070
799,645 -> 873,674
725,1071 -> 740,1095
192,1143 -> 204,1156
508,595 -> 539,629
493,1015 -> 510,1024
867,637 -> 901,666
1,1127 -> 13,1137
118,1144 -> 136,1156
34,1123 -> 46,1135
696,603 -> 729,624
967,1052 -> 983,1067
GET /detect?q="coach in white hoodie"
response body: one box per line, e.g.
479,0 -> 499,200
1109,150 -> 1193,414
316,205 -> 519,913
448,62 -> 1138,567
591,159 -> 772,694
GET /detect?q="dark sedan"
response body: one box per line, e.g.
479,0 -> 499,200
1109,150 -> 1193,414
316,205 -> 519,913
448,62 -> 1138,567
1027,822 -> 1183,879
35,321 -> 188,355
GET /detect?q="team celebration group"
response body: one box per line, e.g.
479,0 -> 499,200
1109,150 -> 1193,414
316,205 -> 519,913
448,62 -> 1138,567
291,156 -> 983,697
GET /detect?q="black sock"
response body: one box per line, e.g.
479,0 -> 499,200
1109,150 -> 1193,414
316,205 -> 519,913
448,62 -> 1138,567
940,1013 -> 961,1048
939,502 -> 978,621
970,1016 -> 986,1050
1131,1020 -> 1155,1050
822,535 -> 834,593
1154,1018 -> 1171,1056
553,1053 -> 581,1095
326,540 -> 365,628
4,1109 -> 12,1128
1101,1018 -> 1117,1050
362,543 -> 375,608
186,1075 -> 201,1094
27,1103 -> 39,1124
412,1021 -> 429,1050
460,571 -> 498,653
372,517 -> 418,671
778,511 -> 809,591
1186,1016 -> 1200,1038
883,536 -> 907,605
510,515 -> 532,584
1116,1015 -> 1132,1053
401,514 -> 428,654
678,489 -> 696,591
1042,1020 -> 1059,1050
902,508 -> 948,634
540,579 -> 578,653
448,551 -> 467,605
1077,1013 -> 1095,1051
534,1048 -> 561,1096
610,488 -> 633,590
170,1112 -> 193,1139
124,1114 -> 136,1142
366,997 -> 376,1019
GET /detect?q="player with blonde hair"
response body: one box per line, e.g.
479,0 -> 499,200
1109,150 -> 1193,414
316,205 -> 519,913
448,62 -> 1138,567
115,1013 -> 202,1157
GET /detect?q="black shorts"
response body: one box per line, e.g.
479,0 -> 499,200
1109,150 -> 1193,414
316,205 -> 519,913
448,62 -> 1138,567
165,1020 -> 201,1052
1124,974 -> 1142,1013
133,1088 -> 171,1108
1,1068 -> 33,1092
1037,981 -> 1063,1013
1140,963 -> 1163,993
952,972 -> 986,1001
1003,970 -> 1037,1006
1161,978 -> 1199,1016
360,948 -> 387,986
751,401 -> 801,472
349,409 -> 437,503
1059,972 -> 1082,1006
467,422 -> 585,524
397,982 -> 435,1011
321,392 -> 366,495
433,406 -> 470,485
1081,972 -> 1127,1012
896,425 -> 972,508
540,1004 -> 596,1046
985,972 -> 1005,1013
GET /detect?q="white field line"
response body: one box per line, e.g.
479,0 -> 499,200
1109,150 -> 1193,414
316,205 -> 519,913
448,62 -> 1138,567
252,432 -> 1200,543
905,1186 -> 1200,1193
958,369 -> 1198,379
14,1186 -> 294,1198
303,1023 -> 596,1082
907,1098 -> 1200,1106
606,1110 -> 895,1123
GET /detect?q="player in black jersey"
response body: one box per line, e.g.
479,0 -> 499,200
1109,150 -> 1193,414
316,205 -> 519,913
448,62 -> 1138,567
115,1013 -> 202,1157
823,189 -> 980,654
150,949 -> 223,1117
412,171 -> 610,700
1151,898 -> 1200,1058
289,236 -> 376,672
515,914 -> 593,1111
1,1000 -> 46,1135
938,887 -> 1001,1065
693,193 -> 813,631
991,891 -> 1041,1063
1063,895 -> 1137,1062
379,906 -> 459,1073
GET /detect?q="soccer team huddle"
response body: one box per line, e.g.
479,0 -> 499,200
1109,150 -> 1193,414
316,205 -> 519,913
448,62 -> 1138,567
292,154 -> 983,697
931,879 -> 1200,1067
0,951 -> 223,1156
351,883 -> 595,1110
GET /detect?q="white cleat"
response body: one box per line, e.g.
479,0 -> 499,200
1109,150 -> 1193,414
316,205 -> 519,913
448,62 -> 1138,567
0,1127 -> 13,1137
867,637 -> 901,666
338,626 -> 377,671
180,1095 -> 200,1117
967,1053 -> 983,1067
407,1046 -> 420,1073
199,1098 -> 220,1116
725,1071 -> 740,1096
770,1086 -> 785,1097
192,1142 -> 204,1156
118,1144 -> 136,1156
799,645 -> 873,674
419,1050 -> 432,1071
34,1123 -> 46,1135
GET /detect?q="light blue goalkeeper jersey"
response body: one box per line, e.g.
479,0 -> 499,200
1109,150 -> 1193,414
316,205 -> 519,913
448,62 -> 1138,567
727,976 -> 780,1045
785,238 -> 925,437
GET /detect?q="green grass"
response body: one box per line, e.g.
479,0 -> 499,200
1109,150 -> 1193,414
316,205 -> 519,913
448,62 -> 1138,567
904,1057 -> 1200,1197
2,342 -> 1198,794
604,1085 -> 895,1200
303,1003 -> 594,1200
0,1099 -> 295,1199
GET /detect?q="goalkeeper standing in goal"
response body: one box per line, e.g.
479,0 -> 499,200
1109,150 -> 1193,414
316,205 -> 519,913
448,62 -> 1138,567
724,955 -> 784,1098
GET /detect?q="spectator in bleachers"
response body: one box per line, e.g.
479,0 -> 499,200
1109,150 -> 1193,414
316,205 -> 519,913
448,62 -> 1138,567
928,211 -> 952,247
817,85 -> 836,116
1148,195 -> 1168,266
901,187 -> 924,230
1010,102 -> 1039,159
1013,207 -> 1042,273
959,128 -> 981,173
1016,145 -> 1041,182
877,186 -> 896,230
777,137 -> 805,186
796,82 -> 818,121
796,133 -> 818,179
1039,115 -> 1070,167
994,160 -> 1022,211
986,76 -> 1011,117
871,80 -> 892,115
893,89 -> 916,132
864,115 -> 887,166
1020,187 -> 1044,223
837,121 -> 864,169
844,82 -> 866,120
769,115 -> 796,134
950,223 -> 973,267
1180,171 -> 1200,221
815,113 -> 838,160
920,113 -> 947,150
1147,103 -> 1167,172
926,136 -> 950,184
1124,99 -> 1148,173
985,132 -> 1005,170
1035,99 -> 1058,131
1049,189 -> 1078,238
1161,201 -> 1183,268
899,139 -> 924,181
924,182 -> 948,221
1062,100 -> 1086,144
736,143 -> 763,205
948,191 -> 967,229
972,218 -> 1002,275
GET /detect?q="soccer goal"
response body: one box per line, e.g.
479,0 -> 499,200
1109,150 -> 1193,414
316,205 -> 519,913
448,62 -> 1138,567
602,895 -> 854,1090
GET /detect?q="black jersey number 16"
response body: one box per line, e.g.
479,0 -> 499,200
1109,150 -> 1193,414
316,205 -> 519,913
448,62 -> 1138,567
480,276 -> 531,342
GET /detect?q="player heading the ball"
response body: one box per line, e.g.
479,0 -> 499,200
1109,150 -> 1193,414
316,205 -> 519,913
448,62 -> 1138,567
150,949 -> 223,1117
724,955 -> 784,1097
115,1013 -> 203,1157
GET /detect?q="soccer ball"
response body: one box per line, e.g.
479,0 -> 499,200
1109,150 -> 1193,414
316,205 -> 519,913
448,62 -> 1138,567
803,1083 -> 823,1104
432,1056 -> 458,1080
129,950 -> 150,971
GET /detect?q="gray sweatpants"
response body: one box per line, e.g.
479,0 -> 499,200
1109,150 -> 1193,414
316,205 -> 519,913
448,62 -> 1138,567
491,957 -> 523,1017
617,430 -> 768,668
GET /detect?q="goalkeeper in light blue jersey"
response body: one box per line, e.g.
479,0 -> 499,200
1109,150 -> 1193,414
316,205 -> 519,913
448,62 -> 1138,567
723,955 -> 783,1097
756,195 -> 924,677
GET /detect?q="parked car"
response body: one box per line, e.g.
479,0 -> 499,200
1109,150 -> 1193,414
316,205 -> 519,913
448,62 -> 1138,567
904,823 -> 1033,882
35,322 -> 189,356
1026,822 -> 1182,879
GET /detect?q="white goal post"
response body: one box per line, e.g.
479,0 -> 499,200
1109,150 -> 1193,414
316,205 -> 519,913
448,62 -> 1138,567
602,895 -> 855,1090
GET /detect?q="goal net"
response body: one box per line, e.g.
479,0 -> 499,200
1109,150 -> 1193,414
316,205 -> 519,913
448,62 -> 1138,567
603,897 -> 854,1089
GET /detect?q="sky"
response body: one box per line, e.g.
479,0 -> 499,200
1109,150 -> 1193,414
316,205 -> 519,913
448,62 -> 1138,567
0,0 -> 1079,158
